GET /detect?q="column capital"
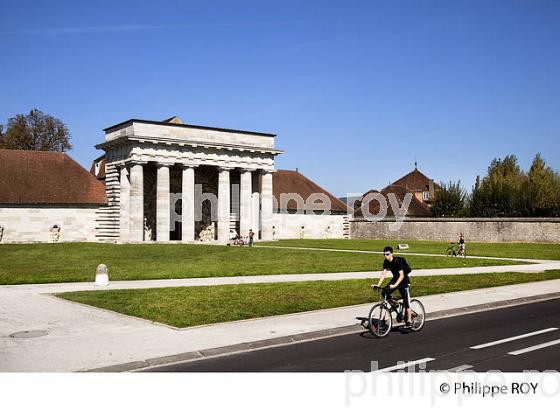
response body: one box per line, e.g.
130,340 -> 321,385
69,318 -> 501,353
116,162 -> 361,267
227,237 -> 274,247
239,167 -> 257,173
259,169 -> 276,175
156,162 -> 173,169
218,166 -> 234,172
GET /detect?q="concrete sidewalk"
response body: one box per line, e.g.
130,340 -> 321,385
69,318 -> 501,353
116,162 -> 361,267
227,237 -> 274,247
4,260 -> 560,294
1,276 -> 560,372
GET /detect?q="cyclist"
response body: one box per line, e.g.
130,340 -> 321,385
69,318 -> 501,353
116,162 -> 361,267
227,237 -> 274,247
458,233 -> 466,257
372,246 -> 413,328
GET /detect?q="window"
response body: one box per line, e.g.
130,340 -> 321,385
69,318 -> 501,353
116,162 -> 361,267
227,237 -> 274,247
423,191 -> 430,201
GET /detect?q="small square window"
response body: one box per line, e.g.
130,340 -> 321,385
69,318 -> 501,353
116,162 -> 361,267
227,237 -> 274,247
423,191 -> 429,200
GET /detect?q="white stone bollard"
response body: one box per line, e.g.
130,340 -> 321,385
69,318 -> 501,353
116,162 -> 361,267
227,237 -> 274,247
95,264 -> 109,286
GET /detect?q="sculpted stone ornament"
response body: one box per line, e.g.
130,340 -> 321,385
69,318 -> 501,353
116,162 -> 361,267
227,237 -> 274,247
95,264 -> 109,286
50,224 -> 61,243
199,222 -> 216,242
323,225 -> 331,239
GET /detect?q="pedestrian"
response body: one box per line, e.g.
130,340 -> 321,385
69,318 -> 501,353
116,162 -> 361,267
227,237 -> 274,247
248,229 -> 254,247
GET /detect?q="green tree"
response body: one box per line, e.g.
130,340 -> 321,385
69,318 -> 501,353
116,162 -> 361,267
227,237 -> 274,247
524,153 -> 560,216
431,180 -> 468,217
470,155 -> 526,217
0,109 -> 72,152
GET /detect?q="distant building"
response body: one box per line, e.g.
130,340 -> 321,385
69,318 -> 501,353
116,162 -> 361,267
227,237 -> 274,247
353,166 -> 439,218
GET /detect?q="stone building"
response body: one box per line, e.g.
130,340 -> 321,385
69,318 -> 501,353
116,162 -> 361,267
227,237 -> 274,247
353,166 -> 439,218
0,149 -> 107,243
1,116 -> 348,243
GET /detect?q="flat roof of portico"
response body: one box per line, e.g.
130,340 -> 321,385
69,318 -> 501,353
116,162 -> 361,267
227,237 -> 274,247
103,118 -> 276,138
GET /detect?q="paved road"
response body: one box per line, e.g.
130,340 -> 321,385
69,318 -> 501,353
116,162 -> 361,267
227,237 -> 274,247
143,298 -> 560,372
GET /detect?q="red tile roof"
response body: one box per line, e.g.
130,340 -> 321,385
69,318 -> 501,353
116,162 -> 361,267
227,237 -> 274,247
353,184 -> 432,218
273,170 -> 349,213
392,168 -> 438,192
0,149 -> 107,205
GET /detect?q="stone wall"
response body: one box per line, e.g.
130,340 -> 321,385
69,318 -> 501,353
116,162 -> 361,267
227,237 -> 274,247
350,218 -> 560,243
0,205 -> 98,243
272,213 -> 346,239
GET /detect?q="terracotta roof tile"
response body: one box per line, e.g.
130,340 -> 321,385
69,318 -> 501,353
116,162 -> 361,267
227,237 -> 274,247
0,149 -> 107,205
353,184 -> 431,218
392,168 -> 438,192
273,170 -> 349,213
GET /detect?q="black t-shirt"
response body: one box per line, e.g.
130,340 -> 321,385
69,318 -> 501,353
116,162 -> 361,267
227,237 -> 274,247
383,256 -> 411,286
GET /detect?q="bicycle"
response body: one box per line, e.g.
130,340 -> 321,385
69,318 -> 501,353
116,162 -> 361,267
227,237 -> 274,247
446,242 -> 458,257
363,285 -> 426,338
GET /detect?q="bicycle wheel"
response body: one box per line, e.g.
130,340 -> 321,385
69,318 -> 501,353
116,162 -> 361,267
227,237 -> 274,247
409,299 -> 425,332
368,303 -> 392,338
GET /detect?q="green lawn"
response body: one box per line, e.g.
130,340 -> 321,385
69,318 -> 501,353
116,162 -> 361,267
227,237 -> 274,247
57,270 -> 560,328
0,242 -> 524,285
259,239 -> 560,260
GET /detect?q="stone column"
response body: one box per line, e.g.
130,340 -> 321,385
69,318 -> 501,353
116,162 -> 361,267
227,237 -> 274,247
129,162 -> 145,242
182,165 -> 196,242
261,170 -> 274,241
156,164 -> 171,242
217,167 -> 231,243
119,165 -> 131,243
239,169 -> 253,238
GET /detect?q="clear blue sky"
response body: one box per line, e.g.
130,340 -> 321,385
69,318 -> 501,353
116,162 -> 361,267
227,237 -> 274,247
1,0 -> 559,197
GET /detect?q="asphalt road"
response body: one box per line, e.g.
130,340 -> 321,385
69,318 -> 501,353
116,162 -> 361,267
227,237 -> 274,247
143,298 -> 560,372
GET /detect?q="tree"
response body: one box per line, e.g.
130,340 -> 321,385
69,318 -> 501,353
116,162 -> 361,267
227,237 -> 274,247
0,109 -> 72,152
431,180 -> 468,217
524,153 -> 560,216
469,155 -> 526,217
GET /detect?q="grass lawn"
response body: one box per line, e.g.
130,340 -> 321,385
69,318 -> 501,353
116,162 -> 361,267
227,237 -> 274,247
0,242 -> 524,285
259,239 -> 560,260
57,270 -> 560,328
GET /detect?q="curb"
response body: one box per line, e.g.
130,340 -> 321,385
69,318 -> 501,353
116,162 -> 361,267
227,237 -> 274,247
87,291 -> 560,373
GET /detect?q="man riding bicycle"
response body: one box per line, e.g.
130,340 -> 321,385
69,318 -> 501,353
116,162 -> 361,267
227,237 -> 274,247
372,246 -> 413,328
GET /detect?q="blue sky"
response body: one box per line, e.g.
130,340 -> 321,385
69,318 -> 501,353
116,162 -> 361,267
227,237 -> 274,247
1,0 -> 559,197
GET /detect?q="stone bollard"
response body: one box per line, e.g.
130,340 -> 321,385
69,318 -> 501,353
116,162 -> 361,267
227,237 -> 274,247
95,264 -> 109,286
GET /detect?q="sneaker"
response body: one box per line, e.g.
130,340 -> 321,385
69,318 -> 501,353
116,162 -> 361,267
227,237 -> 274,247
404,321 -> 413,329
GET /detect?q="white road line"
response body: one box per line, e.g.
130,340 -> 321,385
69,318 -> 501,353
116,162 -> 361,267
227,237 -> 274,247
375,358 -> 435,372
447,364 -> 474,372
469,328 -> 558,350
508,339 -> 560,356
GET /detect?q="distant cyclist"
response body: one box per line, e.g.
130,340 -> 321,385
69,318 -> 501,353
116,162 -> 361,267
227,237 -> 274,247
372,246 -> 413,328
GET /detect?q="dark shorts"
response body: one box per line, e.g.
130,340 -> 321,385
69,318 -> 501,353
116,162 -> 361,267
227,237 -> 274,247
384,284 -> 411,309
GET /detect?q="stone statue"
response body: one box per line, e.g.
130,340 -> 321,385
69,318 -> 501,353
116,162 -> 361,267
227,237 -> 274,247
323,225 -> 331,239
50,224 -> 61,243
144,217 -> 152,241
198,222 -> 216,242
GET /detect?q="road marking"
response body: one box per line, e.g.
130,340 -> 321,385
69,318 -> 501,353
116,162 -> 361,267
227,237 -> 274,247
470,328 -> 558,350
447,364 -> 474,372
375,358 -> 435,372
508,339 -> 560,356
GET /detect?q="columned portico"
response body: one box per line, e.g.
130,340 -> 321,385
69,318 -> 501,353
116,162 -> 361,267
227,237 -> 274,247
97,117 -> 282,244
217,167 -> 231,243
129,161 -> 145,242
182,165 -> 196,242
156,164 -> 171,241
